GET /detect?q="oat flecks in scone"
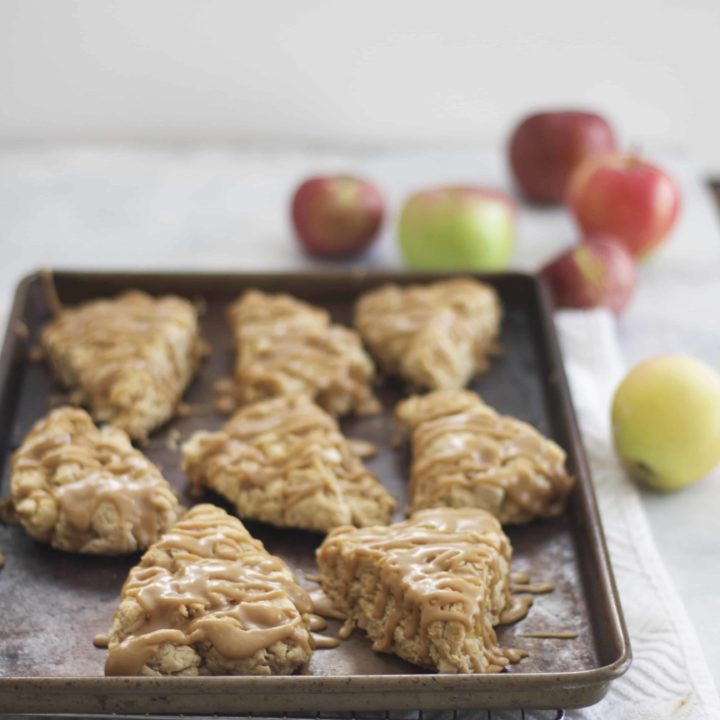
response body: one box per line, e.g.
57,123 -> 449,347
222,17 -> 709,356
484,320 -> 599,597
396,390 -> 574,524
41,290 -> 201,440
316,507 -> 527,673
182,395 -> 395,533
355,278 -> 501,391
11,407 -> 181,554
228,289 -> 379,416
105,504 -> 313,676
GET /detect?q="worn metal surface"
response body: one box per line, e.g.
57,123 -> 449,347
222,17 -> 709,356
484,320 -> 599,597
0,271 -> 629,714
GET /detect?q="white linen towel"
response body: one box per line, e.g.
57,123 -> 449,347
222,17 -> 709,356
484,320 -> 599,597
556,310 -> 720,720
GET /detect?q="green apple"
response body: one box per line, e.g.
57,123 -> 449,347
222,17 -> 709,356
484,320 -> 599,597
611,355 -> 720,491
398,186 -> 515,270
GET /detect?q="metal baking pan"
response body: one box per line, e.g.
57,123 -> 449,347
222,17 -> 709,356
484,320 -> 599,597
0,270 -> 630,714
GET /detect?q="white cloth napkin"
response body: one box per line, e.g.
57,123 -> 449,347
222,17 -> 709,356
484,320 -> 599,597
554,310 -> 720,720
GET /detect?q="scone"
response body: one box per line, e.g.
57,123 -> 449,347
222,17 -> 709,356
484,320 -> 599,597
105,504 -> 313,676
316,507 -> 527,673
396,390 -> 574,524
11,407 -> 181,554
228,289 -> 378,416
355,278 -> 501,390
182,395 -> 395,532
41,290 -> 201,440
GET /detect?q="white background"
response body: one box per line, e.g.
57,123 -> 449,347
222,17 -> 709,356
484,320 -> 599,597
1,0 -> 720,172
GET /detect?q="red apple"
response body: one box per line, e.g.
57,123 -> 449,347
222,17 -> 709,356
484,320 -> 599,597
568,153 -> 681,258
291,175 -> 384,258
540,235 -> 636,314
508,111 -> 616,204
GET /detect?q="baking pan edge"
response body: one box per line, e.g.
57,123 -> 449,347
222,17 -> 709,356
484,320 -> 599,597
0,269 -> 631,713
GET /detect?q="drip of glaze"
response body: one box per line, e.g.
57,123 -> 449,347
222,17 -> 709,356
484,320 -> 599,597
309,588 -> 345,620
92,633 -> 109,649
308,614 -> 327,632
311,632 -> 340,649
519,631 -> 577,639
510,582 -> 555,594
338,618 -> 356,640
499,595 -> 534,625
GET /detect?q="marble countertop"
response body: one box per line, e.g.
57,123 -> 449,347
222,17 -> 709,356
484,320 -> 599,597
1,144 -> 719,686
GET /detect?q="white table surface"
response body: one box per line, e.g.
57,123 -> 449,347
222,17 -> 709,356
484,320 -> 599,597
1,143 -> 719,688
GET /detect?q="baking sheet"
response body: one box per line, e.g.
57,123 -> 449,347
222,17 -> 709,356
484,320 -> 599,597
0,271 -> 630,713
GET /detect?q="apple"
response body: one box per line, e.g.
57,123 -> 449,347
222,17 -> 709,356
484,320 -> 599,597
568,153 -> 681,259
539,235 -> 636,314
612,355 -> 720,491
398,186 -> 515,271
508,111 -> 616,204
291,175 -> 384,258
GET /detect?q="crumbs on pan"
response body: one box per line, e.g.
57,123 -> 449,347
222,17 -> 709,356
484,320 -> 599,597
165,428 -> 182,451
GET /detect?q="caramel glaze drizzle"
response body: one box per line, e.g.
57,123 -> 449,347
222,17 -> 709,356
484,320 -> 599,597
519,632 -> 577,640
93,633 -> 109,648
354,278 -> 500,391
40,290 -> 200,439
182,395 -> 395,529
396,390 -> 574,524
228,289 -> 379,416
308,614 -> 328,632
11,407 -> 179,550
510,582 -> 555,594
317,508 -> 530,673
338,618 -> 356,640
508,571 -> 556,595
311,633 -> 341,649
105,504 -> 320,676
309,588 -> 345,621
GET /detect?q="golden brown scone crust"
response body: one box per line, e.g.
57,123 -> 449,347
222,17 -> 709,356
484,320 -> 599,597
396,390 -> 574,524
355,278 -> 501,390
11,407 -> 181,554
316,508 -> 525,673
182,395 -> 395,532
228,290 -> 379,416
105,504 -> 313,676
41,290 -> 201,440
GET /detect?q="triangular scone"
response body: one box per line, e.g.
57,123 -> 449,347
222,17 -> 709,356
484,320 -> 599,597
11,407 -> 181,554
105,504 -> 313,676
228,290 -> 379,416
355,278 -> 501,390
41,290 -> 201,440
316,508 -> 527,673
396,390 -> 574,524
182,396 -> 396,532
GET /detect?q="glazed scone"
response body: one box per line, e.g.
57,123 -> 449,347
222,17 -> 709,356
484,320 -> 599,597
316,508 -> 527,673
228,290 -> 379,416
105,504 -> 313,676
182,396 -> 395,532
11,407 -> 181,554
355,278 -> 501,391
41,290 -> 201,440
396,390 -> 574,524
